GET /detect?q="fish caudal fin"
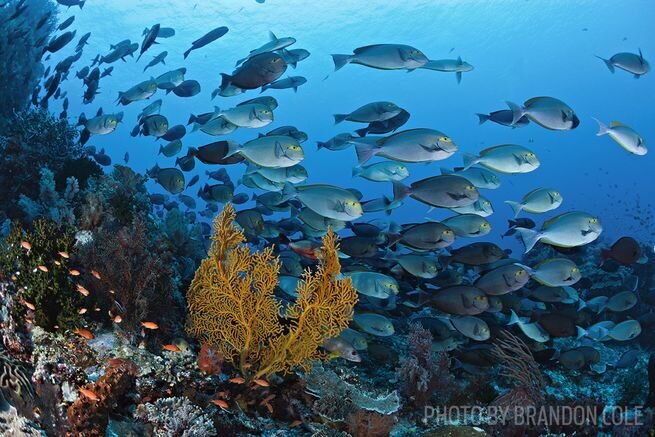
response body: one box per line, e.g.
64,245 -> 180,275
504,200 -> 524,218
595,55 -> 615,73
354,127 -> 368,137
333,114 -> 348,124
391,181 -> 411,204
354,142 -> 379,165
508,309 -> 521,326
592,117 -> 609,136
224,140 -> 240,158
505,100 -> 526,125
331,54 -> 352,72
352,167 -> 362,177
515,227 -> 541,253
183,48 -> 192,59
219,73 -> 233,92
576,326 -> 587,340
476,113 -> 489,125
461,152 -> 480,171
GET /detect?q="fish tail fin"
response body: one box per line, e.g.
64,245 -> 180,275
78,0 -> 85,9
515,227 -> 541,253
476,113 -> 489,125
77,112 -> 86,126
191,122 -> 201,133
224,140 -> 240,158
461,152 -> 479,170
187,114 -> 196,125
352,166 -> 362,177
383,196 -> 396,215
183,48 -> 192,59
354,127 -> 368,137
331,54 -> 352,72
354,142 -> 378,164
219,73 -> 233,92
595,55 -> 614,73
508,219 -> 517,228
333,114 -> 348,124
504,200 -> 523,218
391,181 -> 411,204
592,117 -> 609,136
505,100 -> 526,125
316,141 -> 327,150
508,309 -> 521,326
438,255 -> 452,269
576,326 -> 587,340
211,88 -> 219,100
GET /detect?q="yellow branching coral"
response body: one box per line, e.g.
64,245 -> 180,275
186,204 -> 358,379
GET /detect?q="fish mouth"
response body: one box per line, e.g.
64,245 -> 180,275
571,115 -> 580,129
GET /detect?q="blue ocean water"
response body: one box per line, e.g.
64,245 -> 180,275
48,0 -> 654,253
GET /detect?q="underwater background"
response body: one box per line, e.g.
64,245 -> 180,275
0,0 -> 654,436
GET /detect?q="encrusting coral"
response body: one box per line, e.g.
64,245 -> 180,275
186,203 -> 358,380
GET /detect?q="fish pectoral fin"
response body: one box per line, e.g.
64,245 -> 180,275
334,201 -> 345,213
447,191 -> 466,201
561,110 -> 568,121
418,142 -> 439,152
512,153 -> 523,165
461,294 -> 472,308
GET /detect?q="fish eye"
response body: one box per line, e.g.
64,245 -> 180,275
438,136 -> 451,142
466,185 -> 475,190
572,267 -> 579,273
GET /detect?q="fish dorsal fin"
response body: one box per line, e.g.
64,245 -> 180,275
96,107 -> 103,116
457,56 -> 462,65
377,128 -> 420,146
479,144 -> 512,155
542,212 -> 571,229
269,31 -> 278,41
638,48 -> 644,64
610,121 -> 626,127
524,96 -> 548,106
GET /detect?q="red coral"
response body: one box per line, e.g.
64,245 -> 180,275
346,410 -> 396,437
66,360 -> 137,436
197,343 -> 224,375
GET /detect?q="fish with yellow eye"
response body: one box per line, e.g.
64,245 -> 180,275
442,214 -> 492,238
463,144 -> 540,174
516,258 -> 582,287
226,135 -> 304,168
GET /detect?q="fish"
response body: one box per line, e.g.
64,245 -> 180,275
503,218 -> 536,238
246,164 -> 307,184
431,286 -> 489,315
143,26 -> 175,38
216,104 -> 274,128
440,167 -> 501,190
344,271 -> 399,299
138,24 -> 160,62
463,144 -> 540,174
355,128 -> 457,164
420,57 -> 474,83
508,310 -> 550,342
77,111 -> 123,135
143,51 -> 168,72
474,263 -> 529,295
261,76 -> 307,93
57,16 -> 75,31
172,80 -> 201,98
339,328 -> 368,351
520,258 -> 581,287
353,313 -> 395,336
46,30 -> 76,53
156,68 -> 187,90
220,52 -> 287,92
442,242 -> 506,266
75,31 -> 91,51
448,316 -> 490,341
229,377 -> 246,384
601,236 -> 642,266
476,109 -> 530,128
194,141 -> 244,165
607,320 -> 641,341
515,211 -> 602,252
334,101 -> 402,124
396,222 -> 455,251
75,328 -> 94,340
280,48 -> 311,68
283,184 -> 362,221
505,188 -> 563,217
386,253 -> 439,278
211,399 -> 229,409
57,0 -> 85,8
441,214 -> 491,238
352,162 -> 409,182
593,119 -> 647,155
506,97 -> 580,130
529,286 -> 570,303
449,197 -> 494,217
141,321 -> 159,330
195,116 -> 238,136
162,344 -> 181,352
159,140 -> 182,158
117,79 -> 158,105
79,388 -> 99,401
576,321 -> 614,341
596,50 -> 650,77
237,32 -> 297,66
392,175 -> 479,209
354,109 -> 411,137
161,125 -> 186,142
322,337 -> 361,362
226,135 -> 303,168
605,291 -> 638,312
332,44 -> 428,71
147,165 -> 185,194
183,26 -> 229,59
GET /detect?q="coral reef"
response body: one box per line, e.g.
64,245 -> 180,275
0,219 -> 81,330
187,203 -> 358,379
136,397 -> 217,436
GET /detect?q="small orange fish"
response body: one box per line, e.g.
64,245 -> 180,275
109,289 -> 115,294
290,420 -> 302,427
79,388 -> 99,401
69,269 -> 81,276
94,307 -> 100,312
113,315 -> 122,323
252,379 -> 269,387
78,308 -> 88,315
37,265 -> 48,272
162,344 -> 181,352
10,275 -> 17,281
91,270 -> 101,280
141,321 -> 159,330
54,260 -> 61,266
262,394 -> 276,403
75,328 -> 94,340
58,251 -> 70,259
76,284 -> 90,296
242,362 -> 252,369
23,301 -> 36,311
210,399 -> 229,410
229,377 -> 245,384
20,241 -> 32,251
264,402 -> 273,414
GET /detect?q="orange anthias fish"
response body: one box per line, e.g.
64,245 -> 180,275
75,328 -> 94,340
211,399 -> 229,410
69,269 -> 81,276
20,241 -> 32,251
91,270 -> 102,280
76,284 -> 90,296
79,388 -> 99,401
229,377 -> 245,384
78,308 -> 88,315
162,344 -> 181,352
37,265 -> 49,272
113,315 -> 122,323
141,321 -> 159,330
23,301 -> 36,311
252,378 -> 270,387
58,251 -> 70,259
